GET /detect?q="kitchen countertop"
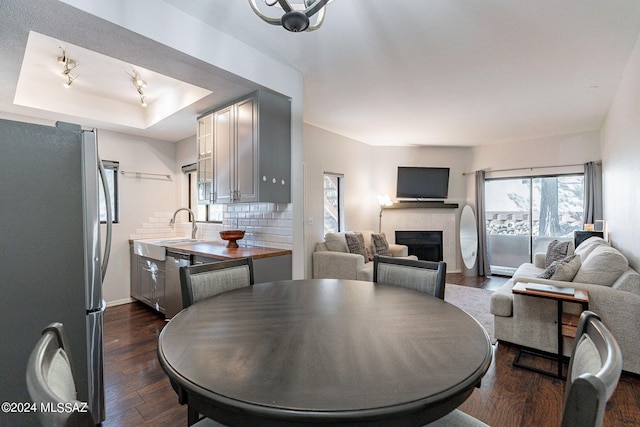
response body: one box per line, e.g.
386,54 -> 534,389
142,240 -> 291,260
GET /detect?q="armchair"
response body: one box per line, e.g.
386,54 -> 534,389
313,230 -> 414,281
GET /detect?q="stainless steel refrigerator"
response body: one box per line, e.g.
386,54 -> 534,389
0,119 -> 111,426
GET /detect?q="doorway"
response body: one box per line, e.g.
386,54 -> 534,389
485,174 -> 584,275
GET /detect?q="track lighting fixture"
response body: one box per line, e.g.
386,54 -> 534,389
54,47 -> 151,106
58,47 -> 78,88
128,70 -> 148,107
63,74 -> 77,88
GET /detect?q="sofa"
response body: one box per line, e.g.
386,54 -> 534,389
313,230 -> 414,281
490,237 -> 640,374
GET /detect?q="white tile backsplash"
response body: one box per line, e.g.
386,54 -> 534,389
130,203 -> 293,250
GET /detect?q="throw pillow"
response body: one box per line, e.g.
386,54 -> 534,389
574,236 -> 609,261
345,232 -> 369,263
545,240 -> 571,268
538,254 -> 579,280
324,233 -> 348,253
371,233 -> 392,256
550,254 -> 581,281
573,245 -> 628,286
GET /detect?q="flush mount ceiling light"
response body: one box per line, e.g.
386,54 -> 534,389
58,47 -> 78,88
128,70 -> 148,107
248,0 -> 331,32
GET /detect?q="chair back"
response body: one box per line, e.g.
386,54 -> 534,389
373,255 -> 446,300
561,311 -> 622,427
26,322 -> 95,427
180,257 -> 254,308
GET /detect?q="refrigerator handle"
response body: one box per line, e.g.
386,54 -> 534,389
98,154 -> 112,281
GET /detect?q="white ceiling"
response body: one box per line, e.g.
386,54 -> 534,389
2,0 -> 640,147
15,31 -> 212,131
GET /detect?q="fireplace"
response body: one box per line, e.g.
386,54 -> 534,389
395,231 -> 443,262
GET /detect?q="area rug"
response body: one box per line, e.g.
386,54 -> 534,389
444,284 -> 496,344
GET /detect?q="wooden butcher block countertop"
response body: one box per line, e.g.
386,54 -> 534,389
164,241 -> 291,260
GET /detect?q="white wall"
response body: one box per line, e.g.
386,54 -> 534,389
601,33 -> 640,270
372,146 -> 472,272
303,124 -> 375,277
469,131 -> 601,218
471,131 -> 601,174
372,146 -> 471,205
175,134 -> 196,208
98,130 -> 178,305
303,124 -> 474,275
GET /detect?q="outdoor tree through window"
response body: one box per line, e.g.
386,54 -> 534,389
485,174 -> 584,275
324,173 -> 344,235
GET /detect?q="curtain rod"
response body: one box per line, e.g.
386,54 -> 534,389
462,161 -> 601,176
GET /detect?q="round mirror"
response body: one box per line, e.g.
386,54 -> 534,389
460,205 -> 478,270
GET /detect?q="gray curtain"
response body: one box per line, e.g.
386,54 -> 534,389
475,170 -> 492,276
583,161 -> 603,224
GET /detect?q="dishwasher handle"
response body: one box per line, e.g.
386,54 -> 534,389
166,251 -> 191,263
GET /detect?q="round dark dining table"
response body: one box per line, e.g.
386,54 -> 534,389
158,279 -> 492,427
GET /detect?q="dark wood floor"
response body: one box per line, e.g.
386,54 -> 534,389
102,274 -> 640,426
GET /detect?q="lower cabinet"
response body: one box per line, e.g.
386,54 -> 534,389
131,245 -> 292,318
193,254 -> 293,283
254,255 -> 292,283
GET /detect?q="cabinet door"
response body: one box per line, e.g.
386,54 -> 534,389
197,116 -> 213,204
214,106 -> 234,203
235,97 -> 258,202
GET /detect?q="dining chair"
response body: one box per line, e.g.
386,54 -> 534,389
427,310 -> 622,427
26,322 -> 95,427
560,310 -> 622,427
373,254 -> 447,300
180,257 -> 254,309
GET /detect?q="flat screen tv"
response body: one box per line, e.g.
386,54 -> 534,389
396,167 -> 450,199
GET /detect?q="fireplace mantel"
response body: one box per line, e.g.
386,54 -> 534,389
383,201 -> 459,209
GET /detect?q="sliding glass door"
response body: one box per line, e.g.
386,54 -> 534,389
485,174 -> 584,276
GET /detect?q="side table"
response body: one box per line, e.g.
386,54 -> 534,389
511,282 -> 589,379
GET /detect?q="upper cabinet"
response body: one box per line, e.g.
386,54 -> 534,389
197,115 -> 214,204
197,90 -> 291,204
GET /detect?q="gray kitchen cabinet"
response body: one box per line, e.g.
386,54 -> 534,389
136,255 -> 166,313
196,115 -> 214,204
212,103 -> 239,203
130,243 -> 140,300
197,89 -> 291,204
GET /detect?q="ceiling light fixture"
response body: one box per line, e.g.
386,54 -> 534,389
63,74 -> 77,89
58,47 -> 78,88
128,70 -> 148,107
248,0 -> 331,32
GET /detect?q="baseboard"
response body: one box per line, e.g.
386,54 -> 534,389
107,297 -> 135,307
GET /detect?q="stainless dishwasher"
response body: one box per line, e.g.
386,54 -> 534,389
165,250 -> 191,319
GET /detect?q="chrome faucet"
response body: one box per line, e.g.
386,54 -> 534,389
169,208 -> 198,239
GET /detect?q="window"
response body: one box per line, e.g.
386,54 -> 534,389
100,160 -> 119,223
324,173 -> 344,234
185,164 -> 223,223
485,173 -> 584,275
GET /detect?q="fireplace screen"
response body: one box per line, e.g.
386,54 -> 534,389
395,231 -> 443,262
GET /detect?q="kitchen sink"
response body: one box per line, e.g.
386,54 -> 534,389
133,238 -> 202,261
